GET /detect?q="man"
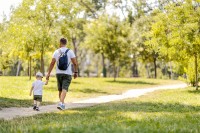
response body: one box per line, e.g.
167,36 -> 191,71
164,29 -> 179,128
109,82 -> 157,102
46,38 -> 78,110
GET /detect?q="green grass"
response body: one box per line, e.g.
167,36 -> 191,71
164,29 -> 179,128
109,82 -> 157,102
0,76 -> 181,108
0,87 -> 200,133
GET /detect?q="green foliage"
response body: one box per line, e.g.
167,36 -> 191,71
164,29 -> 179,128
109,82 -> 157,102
0,0 -> 84,75
83,15 -> 132,79
0,0 -> 200,82
141,0 -> 200,83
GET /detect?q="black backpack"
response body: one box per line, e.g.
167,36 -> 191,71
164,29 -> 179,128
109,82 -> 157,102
57,49 -> 70,70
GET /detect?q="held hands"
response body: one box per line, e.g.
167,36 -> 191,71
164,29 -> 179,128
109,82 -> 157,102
74,72 -> 78,79
45,80 -> 49,85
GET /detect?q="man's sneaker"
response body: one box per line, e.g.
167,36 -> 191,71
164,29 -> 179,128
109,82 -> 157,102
57,104 -> 65,110
35,107 -> 39,111
33,105 -> 37,110
57,103 -> 62,110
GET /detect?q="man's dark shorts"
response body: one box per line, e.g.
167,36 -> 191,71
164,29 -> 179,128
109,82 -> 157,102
56,74 -> 72,92
33,95 -> 42,102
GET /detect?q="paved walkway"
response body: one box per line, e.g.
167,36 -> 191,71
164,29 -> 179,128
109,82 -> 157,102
0,83 -> 187,120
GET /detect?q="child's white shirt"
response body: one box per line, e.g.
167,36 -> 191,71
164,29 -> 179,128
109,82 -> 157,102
32,80 -> 45,95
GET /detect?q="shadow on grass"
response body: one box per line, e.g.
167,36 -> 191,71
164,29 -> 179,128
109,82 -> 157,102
49,80 -> 81,84
188,90 -> 200,94
106,80 -> 157,85
85,101 -> 200,113
71,81 -> 82,84
71,88 -> 110,94
1,101 -> 200,133
0,97 -> 54,109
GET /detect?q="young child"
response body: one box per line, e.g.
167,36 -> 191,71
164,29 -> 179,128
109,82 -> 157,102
30,72 -> 48,111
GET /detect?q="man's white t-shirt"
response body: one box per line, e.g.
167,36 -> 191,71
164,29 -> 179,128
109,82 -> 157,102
53,47 -> 76,75
32,80 -> 45,95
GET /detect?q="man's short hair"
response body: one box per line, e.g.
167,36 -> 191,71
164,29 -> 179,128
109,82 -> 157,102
60,38 -> 67,45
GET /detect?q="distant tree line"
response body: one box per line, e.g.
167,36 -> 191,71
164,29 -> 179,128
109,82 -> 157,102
0,0 -> 199,89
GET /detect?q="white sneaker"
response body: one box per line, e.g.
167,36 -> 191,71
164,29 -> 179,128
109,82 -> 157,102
57,103 -> 65,110
57,103 -> 62,109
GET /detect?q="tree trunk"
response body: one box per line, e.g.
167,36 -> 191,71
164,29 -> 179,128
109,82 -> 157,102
132,53 -> 138,77
165,64 -> 170,79
102,53 -> 107,77
153,57 -> 157,79
116,66 -> 120,78
113,65 -> 117,81
3,69 -> 6,76
195,54 -> 198,90
40,49 -> 45,76
145,64 -> 150,78
72,36 -> 80,76
170,62 -> 173,79
96,60 -> 99,77
16,60 -> 21,76
29,56 -> 32,80
28,59 -> 30,76
108,61 -> 111,77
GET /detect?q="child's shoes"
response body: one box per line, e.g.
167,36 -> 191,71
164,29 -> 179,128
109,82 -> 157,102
33,105 -> 37,110
36,107 -> 40,111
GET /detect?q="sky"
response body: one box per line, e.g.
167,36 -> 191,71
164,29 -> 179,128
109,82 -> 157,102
0,0 -> 22,22
0,0 -> 156,22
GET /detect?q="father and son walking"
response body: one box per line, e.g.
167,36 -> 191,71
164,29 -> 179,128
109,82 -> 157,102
30,38 -> 78,111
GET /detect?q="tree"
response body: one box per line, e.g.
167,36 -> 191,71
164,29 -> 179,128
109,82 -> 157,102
165,0 -> 200,89
79,0 -> 109,77
84,15 -> 131,81
3,0 -> 80,77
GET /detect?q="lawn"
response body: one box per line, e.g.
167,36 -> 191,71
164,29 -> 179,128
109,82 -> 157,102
0,87 -> 199,133
0,76 -> 181,108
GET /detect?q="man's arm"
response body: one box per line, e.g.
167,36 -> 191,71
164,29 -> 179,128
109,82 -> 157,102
45,80 -> 49,85
71,58 -> 78,79
46,58 -> 56,80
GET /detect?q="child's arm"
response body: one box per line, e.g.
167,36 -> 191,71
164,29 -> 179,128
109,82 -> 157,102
44,80 -> 49,85
30,86 -> 33,96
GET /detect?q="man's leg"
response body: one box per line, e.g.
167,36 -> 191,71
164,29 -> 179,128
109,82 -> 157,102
56,74 -> 62,102
60,89 -> 67,104
57,74 -> 71,110
57,89 -> 67,110
57,91 -> 63,109
59,91 -> 62,100
60,75 -> 72,104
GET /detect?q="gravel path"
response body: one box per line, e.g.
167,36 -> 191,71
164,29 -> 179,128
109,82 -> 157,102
0,83 -> 187,120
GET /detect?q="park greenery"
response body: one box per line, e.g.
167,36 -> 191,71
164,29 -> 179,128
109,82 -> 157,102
1,87 -> 200,132
0,0 -> 200,88
0,76 -> 180,108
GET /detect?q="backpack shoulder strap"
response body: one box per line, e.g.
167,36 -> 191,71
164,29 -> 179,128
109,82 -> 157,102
58,49 -> 62,58
65,49 -> 71,69
65,49 -> 70,54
